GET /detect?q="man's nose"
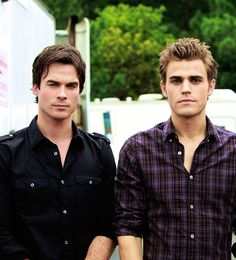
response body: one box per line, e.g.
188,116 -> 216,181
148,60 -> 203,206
181,80 -> 191,93
57,86 -> 67,98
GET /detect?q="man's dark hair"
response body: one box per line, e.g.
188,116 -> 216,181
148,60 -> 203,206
159,38 -> 218,84
32,44 -> 86,103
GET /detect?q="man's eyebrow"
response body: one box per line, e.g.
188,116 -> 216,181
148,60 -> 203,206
169,76 -> 182,79
67,81 -> 79,85
45,80 -> 79,85
190,75 -> 204,78
46,79 -> 59,83
169,75 -> 204,79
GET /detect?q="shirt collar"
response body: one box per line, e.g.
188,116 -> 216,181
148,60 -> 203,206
29,116 -> 84,149
205,116 -> 222,143
162,116 -> 222,143
71,121 -> 85,145
162,118 -> 177,142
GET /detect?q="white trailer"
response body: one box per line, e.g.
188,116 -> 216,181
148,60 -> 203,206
0,0 -> 55,135
89,89 -> 236,162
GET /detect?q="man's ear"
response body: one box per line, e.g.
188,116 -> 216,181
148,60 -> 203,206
208,79 -> 216,96
32,84 -> 40,96
160,80 -> 167,98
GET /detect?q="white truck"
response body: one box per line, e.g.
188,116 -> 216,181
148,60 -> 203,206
89,89 -> 236,162
0,0 -> 55,135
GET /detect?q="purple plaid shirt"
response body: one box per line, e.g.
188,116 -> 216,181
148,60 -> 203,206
115,117 -> 236,260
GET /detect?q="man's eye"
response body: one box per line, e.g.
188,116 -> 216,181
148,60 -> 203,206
68,84 -> 78,89
192,78 -> 201,84
171,79 -> 181,84
48,82 -> 57,86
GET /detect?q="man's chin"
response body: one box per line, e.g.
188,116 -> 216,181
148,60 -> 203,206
51,113 -> 72,121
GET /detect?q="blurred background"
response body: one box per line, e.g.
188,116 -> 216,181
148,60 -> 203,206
44,0 -> 236,101
0,1 -> 236,259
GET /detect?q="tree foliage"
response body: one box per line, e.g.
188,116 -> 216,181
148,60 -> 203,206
42,0 -> 236,95
43,0 -> 81,29
90,4 -> 174,100
43,0 -> 119,29
190,0 -> 236,90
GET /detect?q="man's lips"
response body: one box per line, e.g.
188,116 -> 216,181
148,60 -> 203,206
53,104 -> 69,108
178,99 -> 195,103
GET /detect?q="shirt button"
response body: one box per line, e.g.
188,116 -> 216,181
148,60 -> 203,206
177,151 -> 182,156
54,151 -> 58,156
190,204 -> 194,210
189,175 -> 193,180
190,234 -> 195,239
169,139 -> 172,143
30,183 -> 35,187
62,209 -> 67,215
89,180 -> 93,184
61,180 -> 65,185
64,240 -> 69,245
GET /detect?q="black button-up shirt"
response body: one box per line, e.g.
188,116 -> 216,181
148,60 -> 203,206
0,117 -> 116,260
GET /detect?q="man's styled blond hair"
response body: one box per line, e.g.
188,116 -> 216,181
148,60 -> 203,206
159,38 -> 218,83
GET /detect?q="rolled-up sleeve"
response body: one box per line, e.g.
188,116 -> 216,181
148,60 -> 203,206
114,137 -> 146,237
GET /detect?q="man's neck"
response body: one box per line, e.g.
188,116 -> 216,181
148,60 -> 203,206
171,113 -> 207,142
36,115 -> 73,143
171,113 -> 208,173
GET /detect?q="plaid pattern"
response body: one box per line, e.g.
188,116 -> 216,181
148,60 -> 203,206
115,117 -> 236,260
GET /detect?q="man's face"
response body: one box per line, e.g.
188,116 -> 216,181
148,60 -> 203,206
32,63 -> 80,122
160,59 -> 215,119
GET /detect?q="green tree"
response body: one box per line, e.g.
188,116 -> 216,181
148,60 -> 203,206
190,0 -> 236,91
42,0 -> 81,29
42,0 -> 236,94
43,0 -> 119,29
43,0 -> 211,36
90,4 -> 174,100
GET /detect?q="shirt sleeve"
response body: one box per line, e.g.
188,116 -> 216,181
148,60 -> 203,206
95,140 -> 116,241
114,137 -> 147,237
0,143 -> 30,258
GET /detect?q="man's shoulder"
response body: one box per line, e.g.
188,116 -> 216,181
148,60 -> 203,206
0,133 -> 15,143
212,124 -> 236,144
88,132 -> 111,144
0,127 -> 28,145
76,127 -> 111,144
214,124 -> 236,136
128,123 -> 164,140
122,124 -> 164,151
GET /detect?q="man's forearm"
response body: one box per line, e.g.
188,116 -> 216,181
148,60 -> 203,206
85,236 -> 116,260
118,235 -> 142,260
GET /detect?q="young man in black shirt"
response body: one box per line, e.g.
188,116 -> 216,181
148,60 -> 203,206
0,44 -> 116,260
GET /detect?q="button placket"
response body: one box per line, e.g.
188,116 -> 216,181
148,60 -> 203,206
188,171 -> 195,244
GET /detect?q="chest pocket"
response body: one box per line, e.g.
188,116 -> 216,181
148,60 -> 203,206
13,179 -> 50,214
75,176 -> 102,185
75,176 -> 103,211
